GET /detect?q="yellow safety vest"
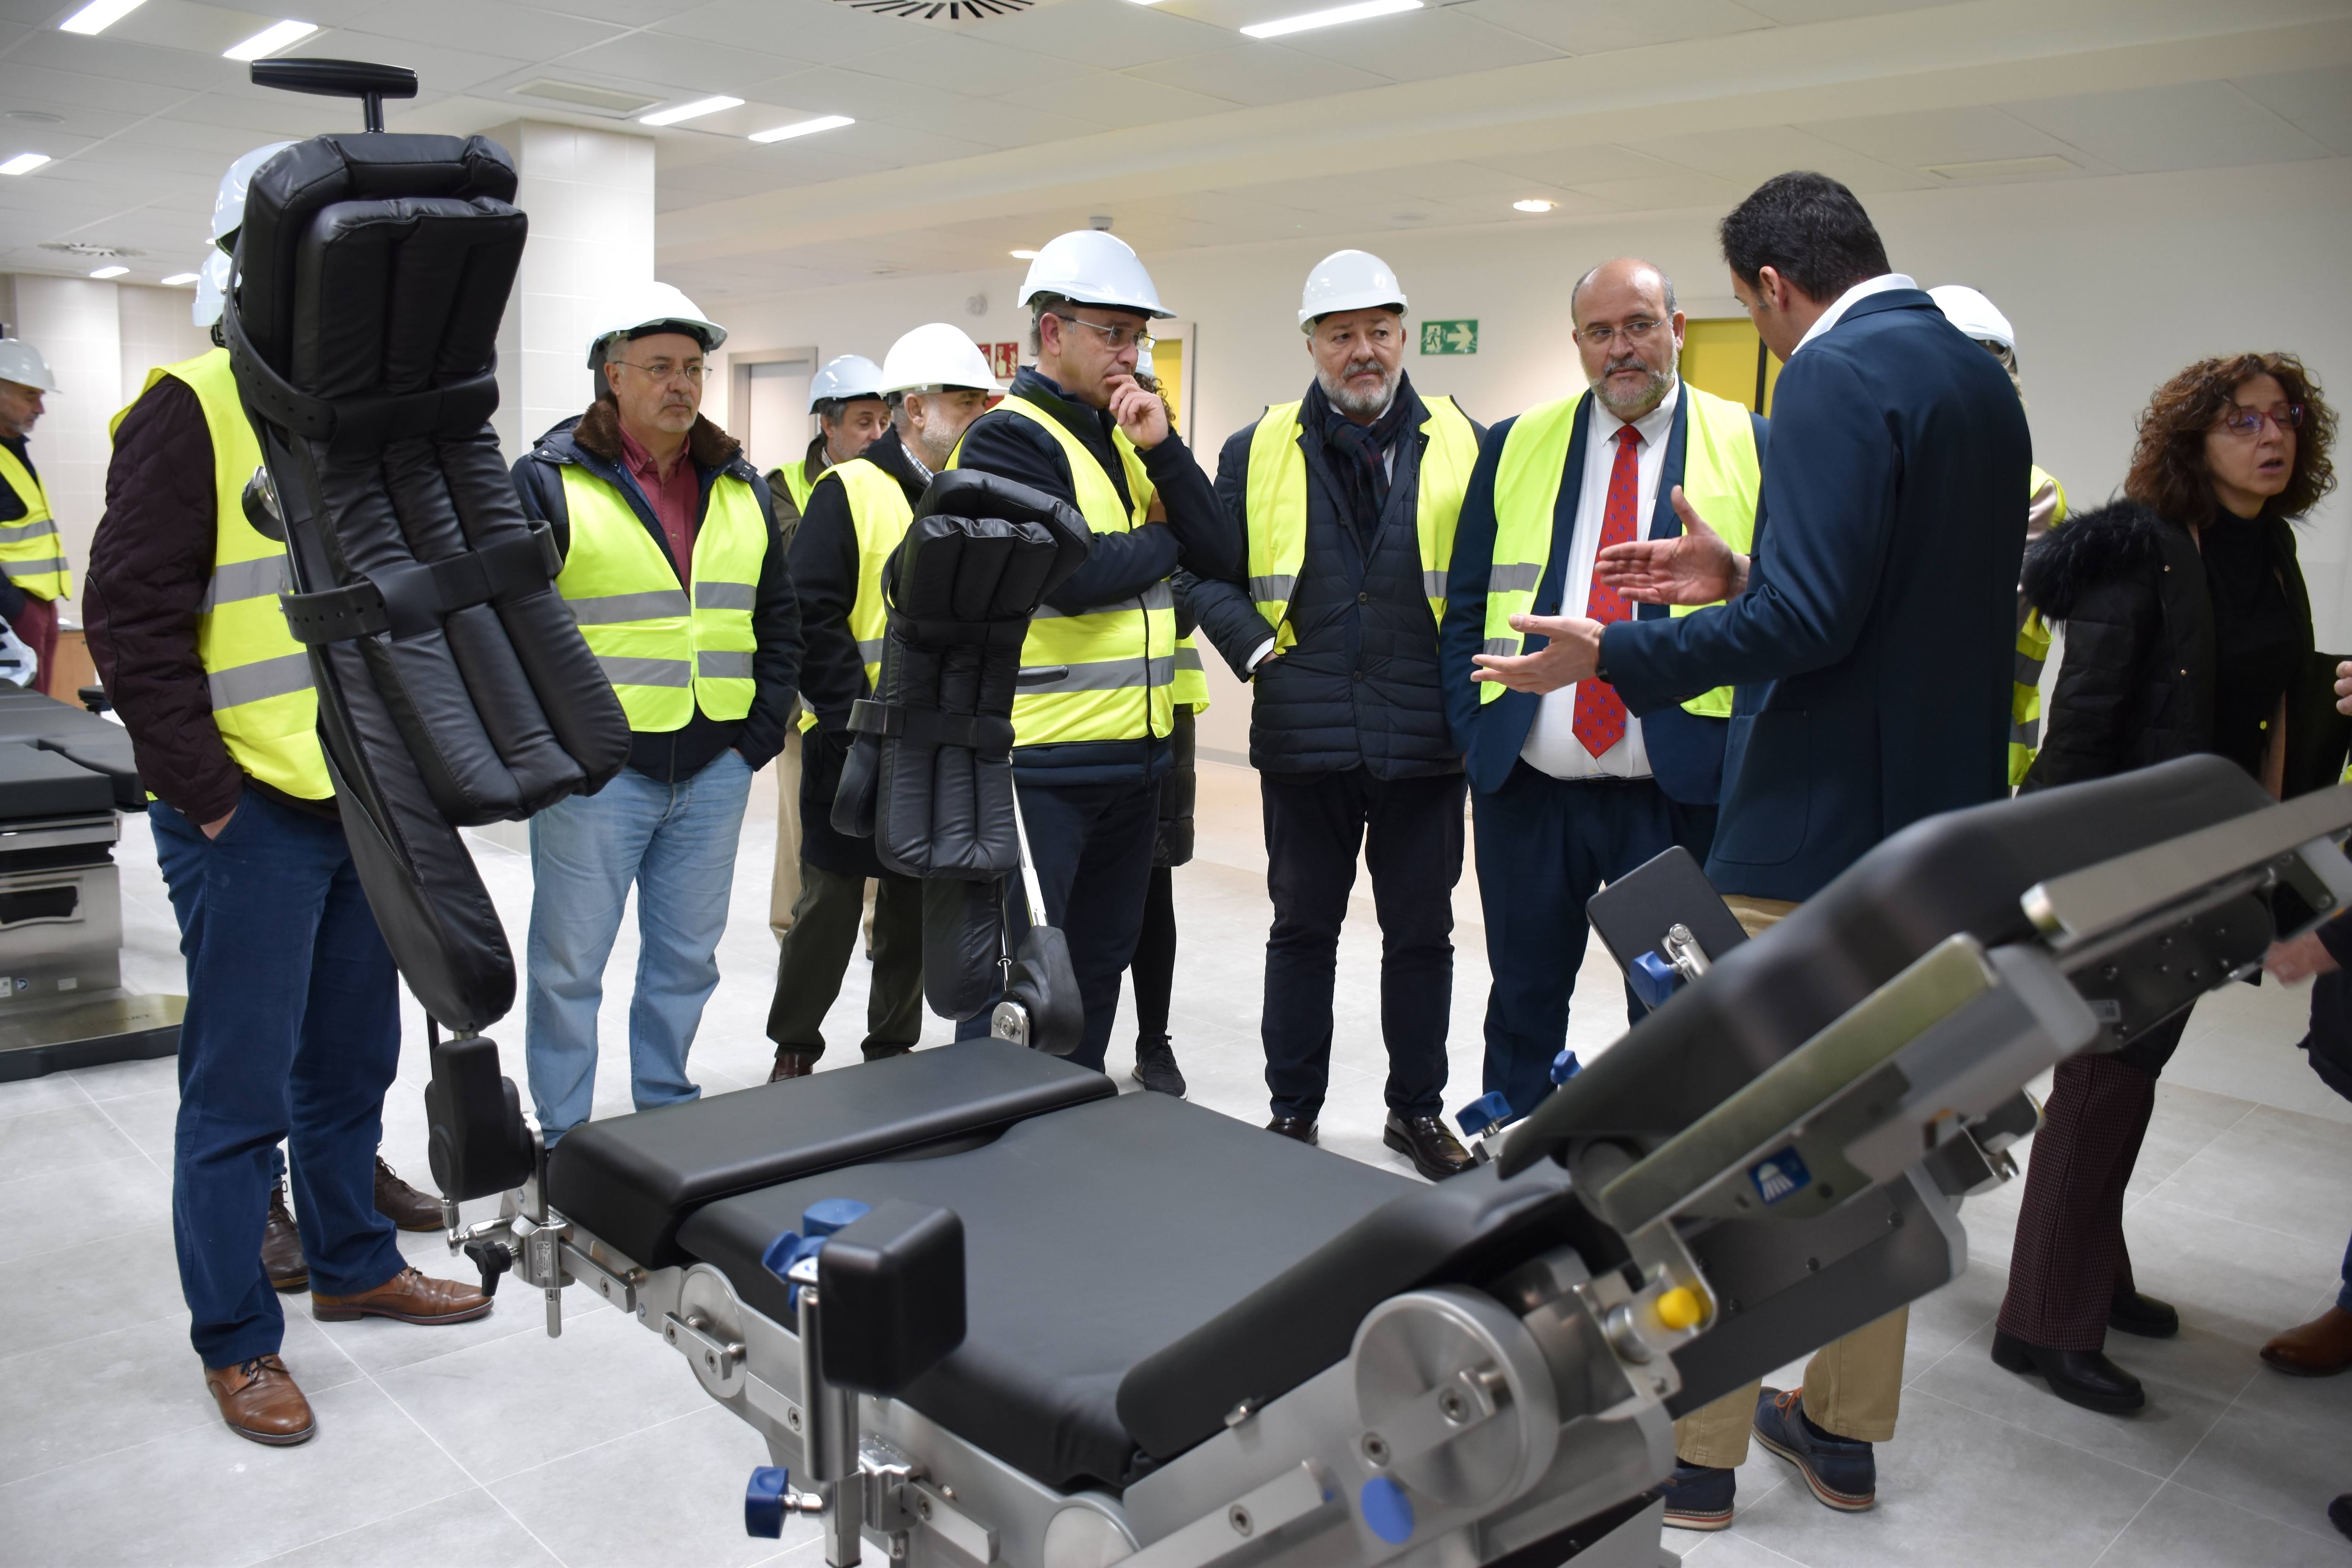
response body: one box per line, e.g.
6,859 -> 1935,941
2007,464 -> 2068,786
779,456 -> 820,517
1172,638 -> 1208,714
1241,393 -> 1480,654
1479,384 -> 1761,714
796,456 -> 914,733
110,349 -> 330,799
555,462 -> 766,731
949,396 -> 1175,748
0,440 -> 72,602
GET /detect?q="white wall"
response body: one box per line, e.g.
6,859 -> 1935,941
699,158 -> 2352,758
115,283 -> 212,412
484,121 -> 657,462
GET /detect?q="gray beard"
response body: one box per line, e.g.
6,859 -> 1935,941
1591,360 -> 1674,420
1318,361 -> 1400,421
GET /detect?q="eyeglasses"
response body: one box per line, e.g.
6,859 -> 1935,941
612,359 -> 710,385
2216,403 -> 2304,438
1573,318 -> 1666,349
1051,313 -> 1155,353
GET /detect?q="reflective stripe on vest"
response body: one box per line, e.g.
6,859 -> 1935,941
1242,393 -> 1479,654
111,348 -> 331,799
0,443 -> 71,601
554,464 -> 767,731
949,396 -> 1174,747
796,457 -> 915,733
1172,636 -> 1208,713
1480,385 -> 1761,713
2009,463 -> 2069,786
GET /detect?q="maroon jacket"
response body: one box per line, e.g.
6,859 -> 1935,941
84,374 -> 325,824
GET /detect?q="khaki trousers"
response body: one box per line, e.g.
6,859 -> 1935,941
1673,891 -> 1909,1466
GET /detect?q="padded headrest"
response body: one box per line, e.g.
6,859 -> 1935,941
903,471 -> 1091,613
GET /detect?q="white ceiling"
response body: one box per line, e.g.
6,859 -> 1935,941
0,0 -> 2347,300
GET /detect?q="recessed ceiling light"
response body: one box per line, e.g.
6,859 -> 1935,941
640,95 -> 743,127
1241,0 -> 1420,40
89,265 -> 127,279
223,20 -> 318,61
1513,198 -> 1556,213
0,152 -> 51,176
161,271 -> 199,286
748,114 -> 853,143
1009,249 -> 1039,259
58,0 -> 146,35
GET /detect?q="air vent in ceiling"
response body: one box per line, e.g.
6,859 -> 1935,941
40,241 -> 143,258
512,79 -> 663,117
830,0 -> 1040,26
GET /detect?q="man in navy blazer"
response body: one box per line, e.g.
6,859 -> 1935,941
1471,174 -> 2030,1532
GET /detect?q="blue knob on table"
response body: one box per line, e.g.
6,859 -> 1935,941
746,1466 -> 790,1538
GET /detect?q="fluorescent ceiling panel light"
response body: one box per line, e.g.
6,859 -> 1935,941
0,152 -> 51,176
161,271 -> 199,286
1241,0 -> 1419,40
641,95 -> 743,127
1512,198 -> 1555,212
224,20 -> 318,61
749,114 -> 853,143
89,265 -> 127,279
58,0 -> 147,36
1009,249 -> 1039,259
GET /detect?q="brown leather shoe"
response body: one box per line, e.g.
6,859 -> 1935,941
374,1156 -> 445,1233
2262,1305 -> 2352,1377
313,1266 -> 493,1325
262,1182 -> 308,1292
769,1052 -> 816,1082
205,1355 -> 315,1446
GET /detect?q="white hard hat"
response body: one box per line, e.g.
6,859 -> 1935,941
212,142 -> 297,249
809,354 -> 886,411
587,280 -> 727,367
1017,230 -> 1171,320
193,248 -> 231,330
1929,284 -> 2014,352
879,323 -> 999,395
0,339 -> 60,395
1298,249 -> 1406,332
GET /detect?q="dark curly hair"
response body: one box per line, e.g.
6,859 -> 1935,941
2124,352 -> 2336,526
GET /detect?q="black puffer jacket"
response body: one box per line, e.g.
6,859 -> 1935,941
2021,498 -> 2311,790
1192,378 -> 1478,778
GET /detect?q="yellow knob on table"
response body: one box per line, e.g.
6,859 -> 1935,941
1655,1286 -> 1706,1331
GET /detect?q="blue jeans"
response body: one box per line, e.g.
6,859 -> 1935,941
525,750 -> 754,1143
151,788 -> 405,1368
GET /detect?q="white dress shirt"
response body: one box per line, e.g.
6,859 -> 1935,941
1519,378 -> 1680,780
1791,272 -> 1917,357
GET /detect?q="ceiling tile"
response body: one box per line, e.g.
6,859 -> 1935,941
7,29 -> 245,91
1796,105 -> 2096,171
826,30 -> 1040,96
982,63 -> 1239,124
1123,41 -> 1387,106
552,30 -> 812,97
1625,124 -> 1938,192
1733,0 -> 1947,20
157,88 -> 337,135
2232,65 -> 2352,157
341,0 -> 625,59
0,58 -> 211,115
1566,170 -> 1748,210
2002,80 -> 2334,174
288,31 -> 534,96
965,0 -> 1233,68
103,0 -> 279,56
1454,0 -> 1774,55
1247,7 -> 1558,82
1470,143 -> 1711,188
653,0 -> 914,64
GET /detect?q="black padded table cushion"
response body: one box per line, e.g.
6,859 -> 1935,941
679,1091 -> 1417,1492
0,739 -> 116,820
547,1041 -> 1113,1269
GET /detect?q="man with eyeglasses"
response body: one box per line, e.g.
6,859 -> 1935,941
945,230 -> 1240,1080
509,282 -> 801,1146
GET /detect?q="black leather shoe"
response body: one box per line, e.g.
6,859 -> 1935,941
1132,1035 -> 1185,1097
1266,1116 -> 1319,1146
1384,1113 -> 1473,1181
2328,1492 -> 2351,1544
1991,1329 -> 2145,1413
769,1052 -> 816,1083
2109,1289 -> 2179,1339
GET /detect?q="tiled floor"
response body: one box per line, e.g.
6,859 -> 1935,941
1,761 -> 2346,1566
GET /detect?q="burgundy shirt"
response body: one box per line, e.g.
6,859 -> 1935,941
618,425 -> 699,582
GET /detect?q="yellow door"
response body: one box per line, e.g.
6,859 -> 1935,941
1681,318 -> 1782,415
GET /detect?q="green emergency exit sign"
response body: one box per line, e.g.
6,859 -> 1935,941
1420,319 -> 1478,355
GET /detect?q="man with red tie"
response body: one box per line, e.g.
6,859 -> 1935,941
1438,257 -> 1766,1116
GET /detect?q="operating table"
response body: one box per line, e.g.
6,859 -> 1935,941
217,71 -> 2352,1568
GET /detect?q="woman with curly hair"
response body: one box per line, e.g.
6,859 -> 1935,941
1992,352 -> 2337,1415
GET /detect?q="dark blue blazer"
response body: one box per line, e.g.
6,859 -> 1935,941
1598,288 -> 2031,900
1439,387 -> 1767,803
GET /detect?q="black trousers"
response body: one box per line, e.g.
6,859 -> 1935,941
1260,767 -> 1466,1122
1131,866 -> 1175,1040
1997,1013 -> 2188,1349
768,862 -> 923,1061
954,773 -> 1163,1073
1472,763 -> 1716,1117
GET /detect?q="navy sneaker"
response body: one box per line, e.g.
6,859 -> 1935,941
1751,1388 -> 1875,1512
1657,1462 -> 1734,1531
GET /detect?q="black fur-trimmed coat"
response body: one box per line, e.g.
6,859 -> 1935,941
2020,498 -> 2311,790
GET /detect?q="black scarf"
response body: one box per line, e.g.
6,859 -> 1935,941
1307,375 -> 1415,541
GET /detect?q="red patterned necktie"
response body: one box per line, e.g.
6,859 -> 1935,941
1571,424 -> 1645,759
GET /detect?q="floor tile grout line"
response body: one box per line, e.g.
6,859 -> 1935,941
78,1085 -> 172,1178
2154,1471 -> 2352,1547
1895,1388 -> 2201,1487
2124,1191 -> 2352,1249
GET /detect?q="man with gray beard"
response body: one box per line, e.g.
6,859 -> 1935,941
1437,257 -> 1768,1118
1191,250 -> 1484,1178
